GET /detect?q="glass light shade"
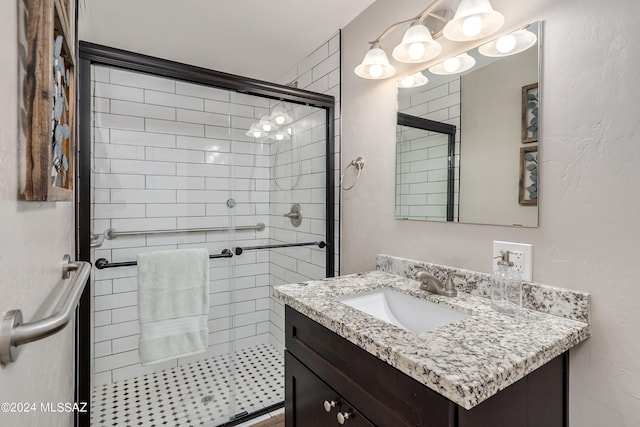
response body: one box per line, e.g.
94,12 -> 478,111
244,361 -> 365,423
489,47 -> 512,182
478,29 -> 538,57
245,123 -> 267,138
429,53 -> 476,75
392,23 -> 442,63
354,45 -> 396,79
269,105 -> 293,126
270,130 -> 291,141
443,0 -> 505,41
258,115 -> 274,132
398,72 -> 429,89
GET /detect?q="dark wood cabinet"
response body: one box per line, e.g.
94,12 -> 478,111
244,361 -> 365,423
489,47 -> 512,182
285,306 -> 567,427
286,351 -> 374,427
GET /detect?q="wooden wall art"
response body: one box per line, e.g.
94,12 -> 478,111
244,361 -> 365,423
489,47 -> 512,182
20,0 -> 76,201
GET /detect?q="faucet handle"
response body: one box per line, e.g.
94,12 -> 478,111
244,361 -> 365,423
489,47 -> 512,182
445,272 -> 465,291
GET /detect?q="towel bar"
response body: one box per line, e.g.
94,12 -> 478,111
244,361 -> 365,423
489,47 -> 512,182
0,255 -> 91,365
234,241 -> 326,255
95,249 -> 234,270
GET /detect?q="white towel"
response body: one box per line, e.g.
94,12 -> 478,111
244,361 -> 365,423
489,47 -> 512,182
137,248 -> 209,366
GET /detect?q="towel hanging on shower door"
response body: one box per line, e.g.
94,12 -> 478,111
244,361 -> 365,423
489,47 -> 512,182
137,248 -> 209,365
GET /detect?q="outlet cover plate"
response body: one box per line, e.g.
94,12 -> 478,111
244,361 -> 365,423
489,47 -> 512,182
493,241 -> 533,282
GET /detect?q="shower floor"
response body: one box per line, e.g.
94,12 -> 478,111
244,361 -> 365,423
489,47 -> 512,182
91,343 -> 284,427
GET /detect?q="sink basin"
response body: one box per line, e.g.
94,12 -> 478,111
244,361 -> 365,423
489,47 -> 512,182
340,288 -> 468,334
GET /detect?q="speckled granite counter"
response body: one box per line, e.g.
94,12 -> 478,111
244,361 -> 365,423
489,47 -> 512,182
274,270 -> 590,410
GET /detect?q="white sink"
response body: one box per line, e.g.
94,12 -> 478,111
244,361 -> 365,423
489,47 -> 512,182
340,288 -> 469,334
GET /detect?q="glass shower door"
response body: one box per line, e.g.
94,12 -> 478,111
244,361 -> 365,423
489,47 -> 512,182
82,50 -> 333,426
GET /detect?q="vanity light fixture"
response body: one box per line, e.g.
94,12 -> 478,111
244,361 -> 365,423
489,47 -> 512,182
354,0 -> 450,79
398,71 -> 429,88
443,0 -> 505,41
354,0 -> 506,80
429,52 -> 476,75
478,28 -> 537,57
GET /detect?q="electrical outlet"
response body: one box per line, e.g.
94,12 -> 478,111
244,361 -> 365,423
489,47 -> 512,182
493,241 -> 533,282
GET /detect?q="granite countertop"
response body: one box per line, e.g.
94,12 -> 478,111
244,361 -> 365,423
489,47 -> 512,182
274,270 -> 591,410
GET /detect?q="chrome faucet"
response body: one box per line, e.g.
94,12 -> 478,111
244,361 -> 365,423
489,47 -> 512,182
414,267 -> 465,297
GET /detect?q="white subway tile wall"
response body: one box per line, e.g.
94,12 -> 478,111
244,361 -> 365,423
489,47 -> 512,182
90,63 -> 331,385
396,79 -> 461,221
269,32 -> 341,350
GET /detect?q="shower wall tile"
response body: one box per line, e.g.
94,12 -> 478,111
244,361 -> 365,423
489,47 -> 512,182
176,81 -> 230,101
111,99 -> 176,120
94,82 -> 144,102
145,118 -> 205,137
95,113 -> 144,131
110,68 -> 176,93
145,90 -> 204,111
110,129 -> 176,148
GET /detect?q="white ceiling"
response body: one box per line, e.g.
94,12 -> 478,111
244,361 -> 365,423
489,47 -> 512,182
78,0 -> 376,82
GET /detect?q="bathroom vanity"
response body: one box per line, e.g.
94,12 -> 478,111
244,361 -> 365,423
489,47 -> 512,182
275,256 -> 590,427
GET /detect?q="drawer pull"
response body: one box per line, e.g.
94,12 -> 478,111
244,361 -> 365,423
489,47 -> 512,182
323,399 -> 339,412
337,410 -> 354,424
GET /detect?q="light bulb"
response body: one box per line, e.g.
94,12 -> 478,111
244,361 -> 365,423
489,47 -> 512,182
275,133 -> 284,141
275,115 -> 285,125
401,75 -> 416,87
495,34 -> 517,53
287,127 -> 293,135
368,64 -> 383,79
443,57 -> 461,73
408,42 -> 425,60
262,123 -> 272,132
462,15 -> 483,37
253,130 -> 262,138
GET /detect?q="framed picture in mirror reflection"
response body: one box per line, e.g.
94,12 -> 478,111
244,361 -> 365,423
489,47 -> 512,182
519,146 -> 538,205
522,83 -> 539,143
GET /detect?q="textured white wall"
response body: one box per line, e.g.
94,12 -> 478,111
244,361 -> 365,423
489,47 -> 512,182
0,2 -> 76,426
342,0 -> 640,425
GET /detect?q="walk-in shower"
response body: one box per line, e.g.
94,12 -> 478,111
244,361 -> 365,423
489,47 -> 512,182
77,43 -> 335,426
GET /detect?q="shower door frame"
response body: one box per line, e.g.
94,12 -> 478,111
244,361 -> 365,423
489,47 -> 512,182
76,41 -> 336,427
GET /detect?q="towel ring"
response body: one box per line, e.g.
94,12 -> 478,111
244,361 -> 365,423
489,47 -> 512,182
341,157 -> 365,191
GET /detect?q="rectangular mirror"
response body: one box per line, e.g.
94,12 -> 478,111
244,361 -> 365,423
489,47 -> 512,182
396,22 -> 540,227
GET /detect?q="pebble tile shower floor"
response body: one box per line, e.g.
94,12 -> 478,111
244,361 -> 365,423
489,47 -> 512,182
91,344 -> 284,426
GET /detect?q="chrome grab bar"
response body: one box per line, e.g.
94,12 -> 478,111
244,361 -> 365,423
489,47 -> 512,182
103,222 -> 266,240
90,222 -> 266,247
0,255 -> 91,365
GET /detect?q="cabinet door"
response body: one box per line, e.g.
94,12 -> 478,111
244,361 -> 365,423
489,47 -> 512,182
285,351 -> 374,427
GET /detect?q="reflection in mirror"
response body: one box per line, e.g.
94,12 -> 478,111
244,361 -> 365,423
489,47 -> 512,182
396,22 -> 540,227
396,113 -> 457,221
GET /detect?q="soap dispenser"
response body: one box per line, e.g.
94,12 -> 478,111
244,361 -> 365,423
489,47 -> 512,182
491,250 -> 523,316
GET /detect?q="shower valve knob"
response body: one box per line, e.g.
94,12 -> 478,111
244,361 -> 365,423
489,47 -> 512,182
284,203 -> 302,227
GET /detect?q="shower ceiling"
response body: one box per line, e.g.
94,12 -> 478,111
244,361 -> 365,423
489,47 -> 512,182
78,0 -> 376,82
